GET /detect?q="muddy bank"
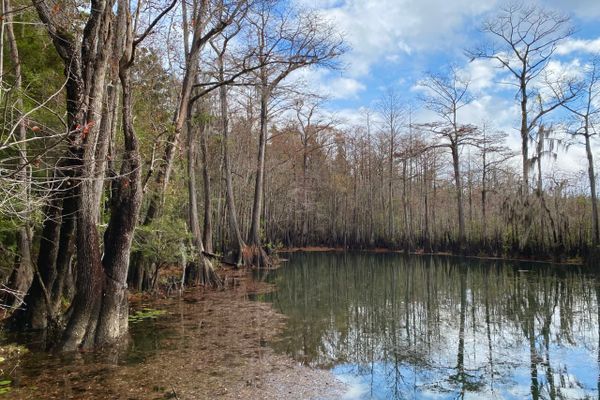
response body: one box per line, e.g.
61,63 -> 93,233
4,277 -> 345,399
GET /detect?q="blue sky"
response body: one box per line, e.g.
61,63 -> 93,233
286,0 -> 600,175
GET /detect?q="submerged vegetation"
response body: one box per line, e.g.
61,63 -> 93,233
128,308 -> 166,324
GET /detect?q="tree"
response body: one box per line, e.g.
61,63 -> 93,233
1,0 -> 33,310
469,2 -> 573,192
135,0 -> 250,286
529,125 -> 563,254
290,95 -> 336,245
14,0 -> 177,350
477,125 -> 514,245
560,58 -> 600,247
246,1 -> 344,265
377,89 -> 404,241
419,66 -> 478,250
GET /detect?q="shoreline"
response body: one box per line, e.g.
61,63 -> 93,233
279,246 -> 586,266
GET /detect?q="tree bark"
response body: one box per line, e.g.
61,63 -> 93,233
94,21 -> 144,344
200,119 -> 213,253
585,130 -> 599,246
3,0 -> 33,310
301,136 -> 309,245
244,79 -> 274,266
218,71 -> 246,266
520,73 -> 530,193
61,0 -> 115,350
388,131 -> 394,240
186,109 -> 221,287
249,82 -> 269,246
451,144 -> 466,250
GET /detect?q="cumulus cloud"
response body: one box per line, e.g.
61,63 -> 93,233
461,59 -> 504,92
285,68 -> 366,100
327,77 -> 367,99
297,0 -> 498,77
556,37 -> 600,55
284,0 -> 600,178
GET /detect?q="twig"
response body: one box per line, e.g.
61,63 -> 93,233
170,384 -> 180,400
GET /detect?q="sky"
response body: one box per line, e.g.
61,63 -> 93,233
287,0 -> 600,178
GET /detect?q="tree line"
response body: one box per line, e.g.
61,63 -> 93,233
0,0 -> 598,350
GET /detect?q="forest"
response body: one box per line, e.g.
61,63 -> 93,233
0,0 -> 598,358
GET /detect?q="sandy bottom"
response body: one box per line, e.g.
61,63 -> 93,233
5,276 -> 346,399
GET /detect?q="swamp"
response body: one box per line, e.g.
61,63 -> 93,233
1,0 -> 600,398
2,252 -> 600,399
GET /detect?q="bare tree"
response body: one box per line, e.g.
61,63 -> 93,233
529,125 -> 564,253
377,89 -> 404,241
142,0 -> 249,228
246,1 -> 344,266
135,0 -> 250,286
419,66 -> 478,250
561,58 -> 600,246
469,2 -> 573,192
291,95 -> 336,245
478,125 -> 514,244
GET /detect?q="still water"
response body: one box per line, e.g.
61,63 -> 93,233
260,252 -> 600,400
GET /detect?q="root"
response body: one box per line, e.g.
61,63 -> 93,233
242,244 -> 278,269
201,257 -> 223,289
184,254 -> 223,288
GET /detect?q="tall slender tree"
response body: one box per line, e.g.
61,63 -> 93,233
470,2 -> 573,193
246,2 -> 344,265
560,59 -> 600,247
419,66 -> 478,250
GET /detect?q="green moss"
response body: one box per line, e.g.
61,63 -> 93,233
129,308 -> 166,323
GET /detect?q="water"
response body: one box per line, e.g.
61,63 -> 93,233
260,252 -> 600,400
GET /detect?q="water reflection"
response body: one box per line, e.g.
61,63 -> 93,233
262,252 -> 600,399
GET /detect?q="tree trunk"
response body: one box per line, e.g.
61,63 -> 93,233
301,138 -> 309,245
200,121 -> 213,253
131,12 -> 207,281
61,1 -> 115,350
451,144 -> 465,250
219,76 -> 245,266
94,41 -> 144,345
187,112 -> 221,287
247,80 -> 272,267
3,0 -> 33,309
520,74 -> 530,193
249,82 -> 268,246
402,159 -> 411,250
585,131 -> 599,246
388,133 -> 394,240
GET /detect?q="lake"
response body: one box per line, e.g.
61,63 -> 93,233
259,252 -> 600,400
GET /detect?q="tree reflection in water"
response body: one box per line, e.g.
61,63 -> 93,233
260,252 -> 600,399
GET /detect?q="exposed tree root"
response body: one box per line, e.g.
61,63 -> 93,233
243,244 -> 278,269
186,255 -> 223,288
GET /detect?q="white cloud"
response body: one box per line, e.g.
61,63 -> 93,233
545,0 -> 600,19
285,68 -> 366,100
286,0 -> 600,179
556,37 -> 600,55
297,0 -> 498,77
462,59 -> 503,92
327,77 -> 367,100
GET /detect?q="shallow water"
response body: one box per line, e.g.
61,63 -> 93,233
260,252 -> 600,400
2,289 -> 342,399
